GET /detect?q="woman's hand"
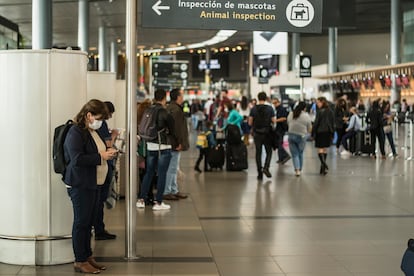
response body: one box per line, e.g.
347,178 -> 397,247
100,148 -> 118,160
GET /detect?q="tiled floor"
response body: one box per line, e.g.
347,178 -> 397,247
1,133 -> 413,275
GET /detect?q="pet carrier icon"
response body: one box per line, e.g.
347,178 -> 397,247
286,0 -> 315,28
291,3 -> 309,21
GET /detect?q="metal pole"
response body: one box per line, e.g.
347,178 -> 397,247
390,0 -> 401,104
99,26 -> 107,71
110,41 -> 118,74
125,0 -> 138,259
78,0 -> 89,52
291,33 -> 300,71
300,78 -> 304,101
328,27 -> 338,74
32,0 -> 52,49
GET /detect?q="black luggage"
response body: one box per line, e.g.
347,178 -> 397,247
207,145 -> 225,170
226,124 -> 242,145
226,143 -> 248,171
350,130 -> 374,155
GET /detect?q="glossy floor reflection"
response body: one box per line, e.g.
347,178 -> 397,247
1,136 -> 413,275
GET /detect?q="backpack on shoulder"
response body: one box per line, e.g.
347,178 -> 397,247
52,120 -> 74,175
196,131 -> 210,149
138,105 -> 164,142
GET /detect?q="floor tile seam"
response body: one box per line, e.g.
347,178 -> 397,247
368,192 -> 414,216
198,214 -> 414,220
271,254 -> 354,275
94,256 -> 214,263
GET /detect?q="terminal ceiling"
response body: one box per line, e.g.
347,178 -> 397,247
0,0 -> 412,53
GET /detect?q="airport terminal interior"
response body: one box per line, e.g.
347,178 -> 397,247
2,0 -> 414,275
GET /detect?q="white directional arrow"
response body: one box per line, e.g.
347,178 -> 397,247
152,0 -> 170,16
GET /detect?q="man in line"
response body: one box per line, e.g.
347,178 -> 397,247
164,88 -> 189,200
249,92 -> 276,180
273,98 -> 291,165
136,89 -> 175,210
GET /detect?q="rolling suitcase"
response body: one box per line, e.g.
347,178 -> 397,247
226,143 -> 248,171
207,145 -> 225,170
359,130 -> 375,154
351,130 -> 374,155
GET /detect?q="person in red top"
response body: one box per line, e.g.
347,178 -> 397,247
214,89 -> 231,127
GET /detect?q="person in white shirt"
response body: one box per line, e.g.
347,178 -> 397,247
340,107 -> 361,156
287,102 -> 312,176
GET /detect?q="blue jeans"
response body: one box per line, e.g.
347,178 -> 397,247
341,130 -> 356,151
140,149 -> 172,203
385,131 -> 397,155
288,133 -> 306,170
67,187 -> 98,262
164,151 -> 180,195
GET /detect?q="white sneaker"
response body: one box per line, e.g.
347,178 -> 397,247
340,150 -> 351,156
136,199 -> 145,208
152,202 -> 171,211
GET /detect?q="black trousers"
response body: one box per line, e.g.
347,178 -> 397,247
254,133 -> 272,173
370,127 -> 386,156
195,148 -> 209,170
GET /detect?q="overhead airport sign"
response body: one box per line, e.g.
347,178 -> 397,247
143,0 -> 323,33
151,60 -> 189,90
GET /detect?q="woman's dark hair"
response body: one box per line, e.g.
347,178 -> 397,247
317,97 -> 329,108
372,99 -> 380,110
225,101 -> 234,111
293,102 -> 307,119
381,100 -> 390,113
74,99 -> 108,130
335,98 -> 346,110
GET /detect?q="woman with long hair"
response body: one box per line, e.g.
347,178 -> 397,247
237,96 -> 251,145
381,100 -> 398,157
287,102 -> 312,176
367,99 -> 386,159
312,97 -> 335,175
334,98 -> 348,152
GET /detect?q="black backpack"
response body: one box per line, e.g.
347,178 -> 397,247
52,120 -> 73,175
226,124 -> 242,145
254,105 -> 271,134
138,105 -> 164,142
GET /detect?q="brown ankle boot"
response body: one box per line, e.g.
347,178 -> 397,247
74,261 -> 100,274
87,256 -> 107,270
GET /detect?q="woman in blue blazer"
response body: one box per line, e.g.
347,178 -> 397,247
63,99 -> 117,274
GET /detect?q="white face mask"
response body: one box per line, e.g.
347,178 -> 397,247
89,119 -> 103,130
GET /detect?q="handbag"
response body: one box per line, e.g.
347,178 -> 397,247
216,131 -> 225,140
383,125 -> 392,134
